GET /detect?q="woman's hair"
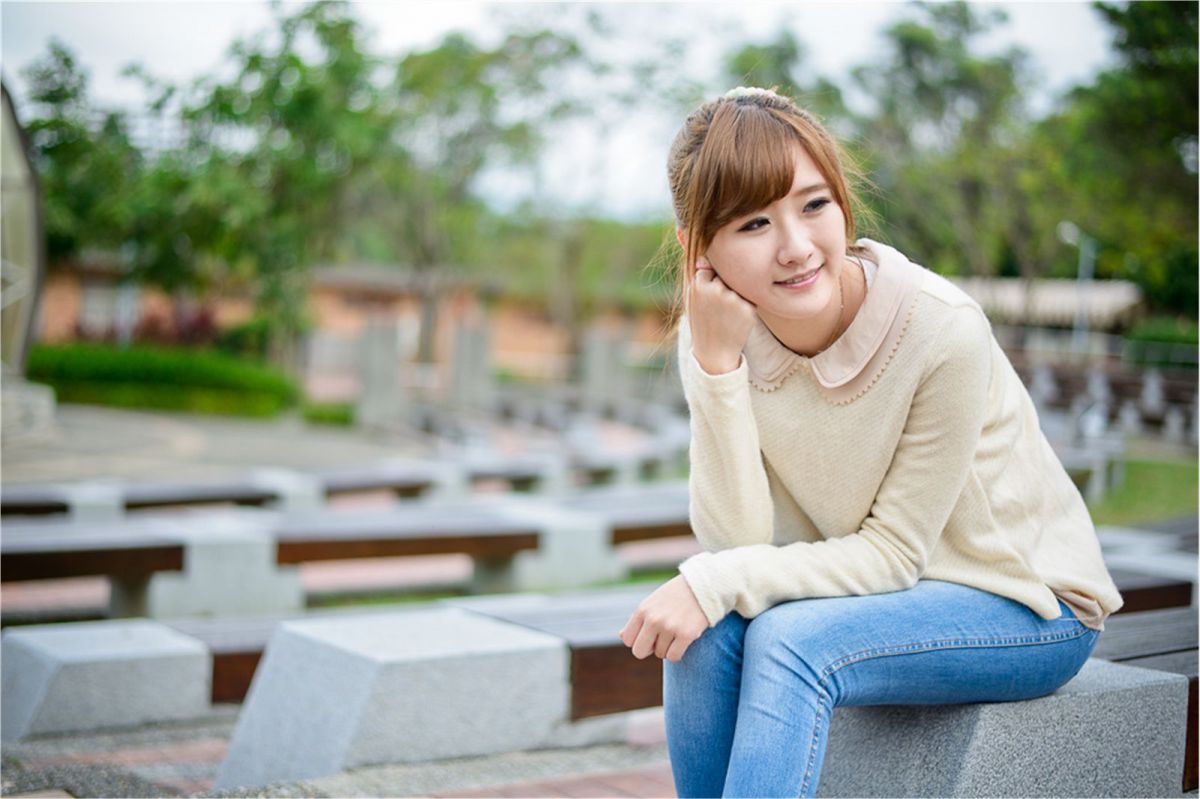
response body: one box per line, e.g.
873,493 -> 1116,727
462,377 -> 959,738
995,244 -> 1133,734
663,87 -> 870,325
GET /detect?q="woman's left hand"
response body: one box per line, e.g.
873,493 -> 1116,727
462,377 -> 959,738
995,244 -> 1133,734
619,575 -> 710,663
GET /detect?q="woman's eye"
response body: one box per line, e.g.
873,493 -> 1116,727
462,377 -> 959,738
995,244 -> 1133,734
738,217 -> 769,232
805,197 -> 831,213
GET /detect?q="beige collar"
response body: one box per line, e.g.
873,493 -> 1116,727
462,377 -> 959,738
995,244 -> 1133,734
744,239 -> 926,398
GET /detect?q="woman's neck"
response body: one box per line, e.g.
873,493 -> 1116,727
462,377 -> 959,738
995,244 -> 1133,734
761,256 -> 866,357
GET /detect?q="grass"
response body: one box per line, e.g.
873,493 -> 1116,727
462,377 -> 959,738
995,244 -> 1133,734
1088,457 -> 1199,527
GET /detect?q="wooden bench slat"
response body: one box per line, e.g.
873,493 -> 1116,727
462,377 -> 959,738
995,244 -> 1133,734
1122,649 -> 1199,678
312,464 -> 438,497
123,482 -> 277,508
272,507 -> 542,563
276,533 -> 538,563
1092,607 -> 1198,661
2,518 -> 189,581
2,545 -> 185,581
1109,569 -> 1196,614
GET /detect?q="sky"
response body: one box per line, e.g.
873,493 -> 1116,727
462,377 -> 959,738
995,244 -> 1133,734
1,1 -> 1118,220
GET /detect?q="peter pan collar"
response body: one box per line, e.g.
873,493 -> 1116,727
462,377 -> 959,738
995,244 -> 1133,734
743,239 -> 926,397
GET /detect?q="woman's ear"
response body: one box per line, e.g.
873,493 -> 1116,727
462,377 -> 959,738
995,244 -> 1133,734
675,227 -> 687,251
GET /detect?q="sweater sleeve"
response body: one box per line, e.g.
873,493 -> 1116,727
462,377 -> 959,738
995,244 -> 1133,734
678,305 -> 993,627
676,318 -> 775,553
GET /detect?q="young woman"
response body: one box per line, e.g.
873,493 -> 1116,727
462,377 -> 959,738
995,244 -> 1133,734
617,87 -> 1123,798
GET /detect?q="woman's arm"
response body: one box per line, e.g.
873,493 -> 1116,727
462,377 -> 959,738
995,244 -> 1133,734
678,305 -> 994,627
678,318 -> 775,552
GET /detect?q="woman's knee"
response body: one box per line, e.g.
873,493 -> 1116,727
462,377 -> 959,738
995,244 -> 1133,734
676,610 -> 750,668
741,601 -> 840,687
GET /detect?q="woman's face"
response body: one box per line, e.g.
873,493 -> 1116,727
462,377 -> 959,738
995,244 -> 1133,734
703,144 -> 849,330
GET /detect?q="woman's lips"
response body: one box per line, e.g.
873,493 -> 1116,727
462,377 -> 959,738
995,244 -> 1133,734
775,265 -> 822,289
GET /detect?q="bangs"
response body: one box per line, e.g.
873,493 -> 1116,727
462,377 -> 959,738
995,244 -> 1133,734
689,102 -> 802,235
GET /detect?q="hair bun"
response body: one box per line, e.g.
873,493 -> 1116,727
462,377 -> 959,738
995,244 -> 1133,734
723,86 -> 780,100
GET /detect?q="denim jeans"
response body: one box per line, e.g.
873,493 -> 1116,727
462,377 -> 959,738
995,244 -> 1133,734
662,579 -> 1099,798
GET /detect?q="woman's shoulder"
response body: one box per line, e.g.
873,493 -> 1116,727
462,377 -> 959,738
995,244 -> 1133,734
856,239 -> 990,346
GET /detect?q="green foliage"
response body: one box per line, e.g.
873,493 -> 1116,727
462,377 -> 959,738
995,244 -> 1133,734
214,316 -> 277,361
1088,458 -> 1199,527
1033,1 -> 1197,313
1126,316 -> 1199,346
300,400 -> 355,426
27,343 -> 298,416
852,2 -> 1029,278
16,0 -> 1198,358
21,41 -> 143,262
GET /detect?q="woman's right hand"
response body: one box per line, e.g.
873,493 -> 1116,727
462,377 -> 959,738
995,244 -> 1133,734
688,256 -> 758,375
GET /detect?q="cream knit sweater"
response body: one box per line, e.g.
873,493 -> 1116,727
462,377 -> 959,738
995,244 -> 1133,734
676,239 -> 1123,631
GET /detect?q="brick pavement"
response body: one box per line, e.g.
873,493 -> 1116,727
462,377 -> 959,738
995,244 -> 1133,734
435,763 -> 676,798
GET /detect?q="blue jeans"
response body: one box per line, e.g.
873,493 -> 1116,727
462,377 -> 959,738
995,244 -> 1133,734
662,579 -> 1099,798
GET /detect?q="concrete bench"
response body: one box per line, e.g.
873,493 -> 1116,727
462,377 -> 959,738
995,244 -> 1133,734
165,566 -> 1193,709
561,481 -> 692,544
1,475 -> 297,519
272,500 -> 545,594
0,454 -> 558,518
208,588 -> 1195,795
0,492 -> 636,618
1,516 -> 187,616
211,587 -> 657,790
1,619 -> 210,741
1093,606 -> 1198,792
2,510 -> 304,618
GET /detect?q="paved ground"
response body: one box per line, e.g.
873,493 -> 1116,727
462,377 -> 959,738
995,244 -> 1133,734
1,704 -> 676,798
1,404 -> 431,485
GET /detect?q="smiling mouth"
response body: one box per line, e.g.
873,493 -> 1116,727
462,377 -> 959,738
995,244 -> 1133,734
775,266 -> 821,285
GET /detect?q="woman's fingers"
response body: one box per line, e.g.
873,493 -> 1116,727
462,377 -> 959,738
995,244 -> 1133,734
631,623 -> 660,660
618,614 -> 642,648
664,636 -> 692,664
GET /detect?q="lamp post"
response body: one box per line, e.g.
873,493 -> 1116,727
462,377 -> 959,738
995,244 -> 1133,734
1057,221 -> 1097,357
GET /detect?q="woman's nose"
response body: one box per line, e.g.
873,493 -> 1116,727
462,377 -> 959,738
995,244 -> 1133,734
776,221 -> 815,266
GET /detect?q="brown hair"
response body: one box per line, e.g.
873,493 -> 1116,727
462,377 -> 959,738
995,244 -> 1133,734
663,88 -> 870,326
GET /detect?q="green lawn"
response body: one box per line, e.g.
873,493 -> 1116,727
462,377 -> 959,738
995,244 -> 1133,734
1088,457 -> 1199,527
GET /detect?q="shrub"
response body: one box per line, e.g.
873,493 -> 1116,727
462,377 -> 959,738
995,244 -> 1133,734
215,316 -> 275,362
301,400 -> 355,426
26,343 -> 298,417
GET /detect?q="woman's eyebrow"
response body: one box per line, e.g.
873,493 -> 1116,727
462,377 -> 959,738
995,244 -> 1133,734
795,182 -> 829,196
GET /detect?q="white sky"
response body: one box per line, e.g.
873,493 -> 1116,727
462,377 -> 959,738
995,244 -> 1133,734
1,1 -> 1117,220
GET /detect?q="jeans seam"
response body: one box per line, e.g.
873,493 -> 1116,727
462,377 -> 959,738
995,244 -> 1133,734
821,625 -> 1094,676
800,688 -> 831,796
798,626 -> 1095,795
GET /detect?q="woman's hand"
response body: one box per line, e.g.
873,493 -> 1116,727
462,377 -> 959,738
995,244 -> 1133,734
688,256 -> 758,375
619,575 -> 710,663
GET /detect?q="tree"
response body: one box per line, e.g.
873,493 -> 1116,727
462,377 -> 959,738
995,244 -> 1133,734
20,41 -> 143,264
362,26 -> 583,362
172,0 -> 392,367
724,30 -> 850,133
851,2 -> 1030,278
1036,0 -> 1197,314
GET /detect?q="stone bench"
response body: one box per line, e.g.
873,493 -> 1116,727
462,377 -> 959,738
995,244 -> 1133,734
3,583 -> 1192,795
1,619 -> 209,741
0,492 -> 635,619
176,572 -> 1190,722
0,452 -> 576,519
1,516 -> 187,616
154,558 -> 1196,708
208,590 -> 1196,796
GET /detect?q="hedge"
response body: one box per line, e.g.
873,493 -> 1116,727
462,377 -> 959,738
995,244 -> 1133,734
27,343 -> 298,417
